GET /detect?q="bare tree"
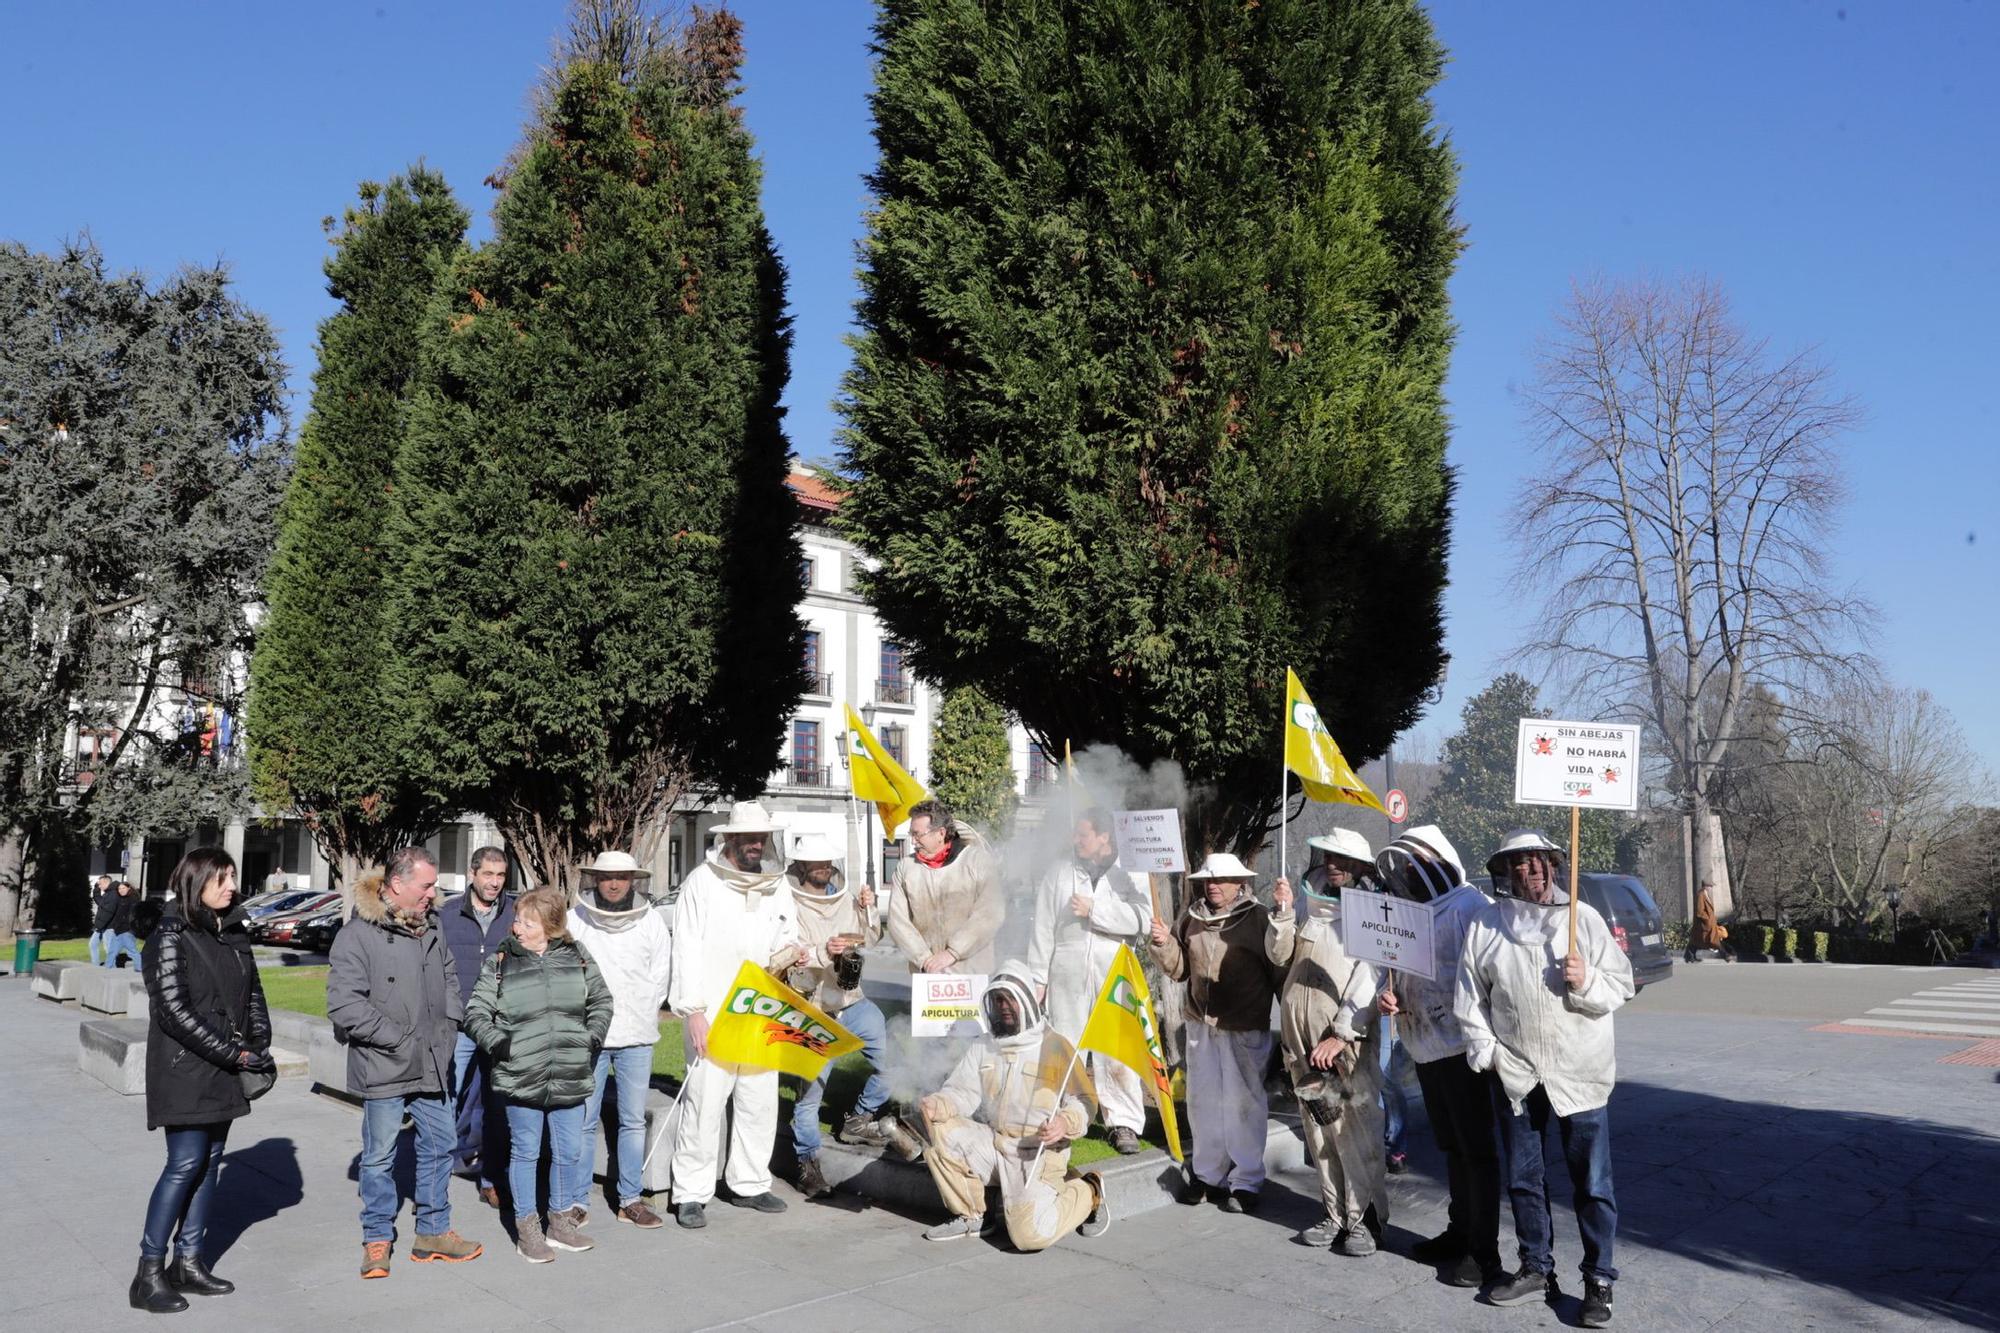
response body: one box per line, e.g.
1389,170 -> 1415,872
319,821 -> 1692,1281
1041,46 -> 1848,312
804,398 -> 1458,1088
1783,684 -> 1987,926
1513,276 -> 1871,916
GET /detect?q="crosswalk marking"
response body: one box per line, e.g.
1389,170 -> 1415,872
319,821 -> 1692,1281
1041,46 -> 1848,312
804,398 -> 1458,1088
1834,975 -> 2000,1041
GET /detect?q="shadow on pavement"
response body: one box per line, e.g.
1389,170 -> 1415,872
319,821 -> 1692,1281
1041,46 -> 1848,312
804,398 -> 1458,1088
206,1136 -> 305,1260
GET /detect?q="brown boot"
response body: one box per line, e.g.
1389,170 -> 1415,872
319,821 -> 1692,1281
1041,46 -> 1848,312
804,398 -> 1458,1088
514,1215 -> 555,1264
796,1156 -> 832,1200
359,1240 -> 392,1279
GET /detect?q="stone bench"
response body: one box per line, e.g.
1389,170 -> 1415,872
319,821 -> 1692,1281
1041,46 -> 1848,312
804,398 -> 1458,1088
78,1017 -> 148,1095
308,1024 -> 360,1103
584,1086 -> 682,1196
79,968 -> 146,1016
31,959 -> 90,1003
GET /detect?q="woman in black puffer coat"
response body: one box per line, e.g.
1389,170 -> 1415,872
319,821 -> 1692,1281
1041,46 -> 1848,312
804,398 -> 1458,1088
464,887 -> 610,1263
131,847 -> 274,1314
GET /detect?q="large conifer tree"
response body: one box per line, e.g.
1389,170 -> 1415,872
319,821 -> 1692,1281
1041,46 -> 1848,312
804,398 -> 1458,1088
385,7 -> 803,888
841,0 -> 1460,856
249,170 -> 467,888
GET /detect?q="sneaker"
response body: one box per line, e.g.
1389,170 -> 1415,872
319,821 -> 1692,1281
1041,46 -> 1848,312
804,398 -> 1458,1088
796,1157 -> 833,1200
359,1240 -> 392,1280
728,1191 -> 788,1214
1077,1172 -> 1111,1238
514,1215 -> 555,1264
1483,1267 -> 1550,1307
1385,1151 -> 1409,1175
617,1201 -> 665,1229
1299,1216 -> 1341,1248
923,1214 -> 989,1241
674,1201 -> 706,1230
1410,1228 -> 1466,1264
410,1230 -> 483,1263
1176,1174 -> 1216,1206
839,1112 -> 893,1148
1224,1189 -> 1259,1215
545,1211 -> 593,1252
1441,1255 -> 1487,1288
1108,1127 -> 1142,1155
1334,1226 -> 1377,1257
1581,1278 -> 1615,1327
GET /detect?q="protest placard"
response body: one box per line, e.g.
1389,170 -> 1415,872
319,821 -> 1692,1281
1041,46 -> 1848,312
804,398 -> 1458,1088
1513,718 -> 1642,812
911,971 -> 987,1036
1340,885 -> 1436,980
1113,808 -> 1187,875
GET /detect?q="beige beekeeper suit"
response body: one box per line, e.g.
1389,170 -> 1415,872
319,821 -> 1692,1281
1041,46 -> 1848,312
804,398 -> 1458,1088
1267,895 -> 1389,1238
888,821 -> 1004,974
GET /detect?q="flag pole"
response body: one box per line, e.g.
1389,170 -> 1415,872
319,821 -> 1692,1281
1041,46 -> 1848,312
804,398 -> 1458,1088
1567,803 -> 1581,963
1279,760 -> 1289,884
1027,1043 -> 1085,1179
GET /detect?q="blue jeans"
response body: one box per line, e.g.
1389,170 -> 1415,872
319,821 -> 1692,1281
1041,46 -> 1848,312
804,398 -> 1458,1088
359,1092 -> 455,1242
504,1101 -> 588,1219
452,1031 -> 505,1189
792,997 -> 889,1160
1497,1083 -> 1618,1283
90,929 -> 106,966
1379,1019 -> 1407,1156
140,1123 -> 230,1260
105,931 -> 139,968
583,1045 -> 653,1207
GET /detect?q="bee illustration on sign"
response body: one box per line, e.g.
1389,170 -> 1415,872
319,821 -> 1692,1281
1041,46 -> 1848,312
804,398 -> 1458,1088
1532,734 -> 1555,756
1602,767 -> 1620,784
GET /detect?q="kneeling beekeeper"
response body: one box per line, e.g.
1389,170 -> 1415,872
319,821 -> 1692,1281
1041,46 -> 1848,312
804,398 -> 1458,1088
915,965 -> 1111,1250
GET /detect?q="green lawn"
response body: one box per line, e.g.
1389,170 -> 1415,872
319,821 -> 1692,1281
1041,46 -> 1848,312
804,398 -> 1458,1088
261,966 -> 331,1017
32,936 -> 94,962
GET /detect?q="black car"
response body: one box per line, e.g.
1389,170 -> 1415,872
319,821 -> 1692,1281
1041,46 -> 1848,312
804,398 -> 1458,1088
1469,873 -> 1675,991
1576,873 -> 1675,991
291,907 -> 346,955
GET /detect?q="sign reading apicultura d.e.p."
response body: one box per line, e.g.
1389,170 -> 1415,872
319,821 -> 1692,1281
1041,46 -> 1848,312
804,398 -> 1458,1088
1513,718 -> 1642,812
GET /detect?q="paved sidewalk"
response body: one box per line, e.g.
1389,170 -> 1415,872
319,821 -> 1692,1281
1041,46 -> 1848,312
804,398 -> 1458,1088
2,963 -> 1996,1331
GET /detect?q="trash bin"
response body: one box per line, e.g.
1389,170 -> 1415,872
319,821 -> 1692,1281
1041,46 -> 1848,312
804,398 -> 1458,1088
12,930 -> 43,976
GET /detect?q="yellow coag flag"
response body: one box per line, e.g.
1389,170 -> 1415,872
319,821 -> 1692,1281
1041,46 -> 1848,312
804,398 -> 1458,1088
1284,667 -> 1388,815
1077,945 -> 1184,1161
845,703 -> 927,837
704,961 -> 863,1080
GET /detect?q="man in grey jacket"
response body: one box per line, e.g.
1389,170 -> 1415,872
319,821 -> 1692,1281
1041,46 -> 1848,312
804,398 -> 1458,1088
328,846 -> 484,1278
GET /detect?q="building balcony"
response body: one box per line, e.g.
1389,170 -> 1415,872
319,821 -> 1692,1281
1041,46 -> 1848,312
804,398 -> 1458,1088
779,763 -> 834,790
875,676 -> 915,707
804,671 -> 832,698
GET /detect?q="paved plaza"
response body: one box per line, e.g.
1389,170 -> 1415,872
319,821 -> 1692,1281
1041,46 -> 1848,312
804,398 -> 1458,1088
2,959 -> 1996,1331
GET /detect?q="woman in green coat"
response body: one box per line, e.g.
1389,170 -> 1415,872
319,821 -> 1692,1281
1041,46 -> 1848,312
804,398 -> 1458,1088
464,887 -> 612,1263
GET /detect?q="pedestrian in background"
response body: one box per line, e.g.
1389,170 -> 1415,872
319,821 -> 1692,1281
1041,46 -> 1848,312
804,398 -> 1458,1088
89,875 -> 114,965
130,847 -> 272,1314
327,846 -> 484,1278
465,886 -> 611,1263
1686,881 -> 1732,963
102,879 -> 141,969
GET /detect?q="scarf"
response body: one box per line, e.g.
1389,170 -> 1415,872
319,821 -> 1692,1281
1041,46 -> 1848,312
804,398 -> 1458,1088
915,842 -> 953,870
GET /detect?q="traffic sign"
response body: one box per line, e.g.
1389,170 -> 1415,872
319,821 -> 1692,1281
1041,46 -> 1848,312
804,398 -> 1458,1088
1385,789 -> 1409,823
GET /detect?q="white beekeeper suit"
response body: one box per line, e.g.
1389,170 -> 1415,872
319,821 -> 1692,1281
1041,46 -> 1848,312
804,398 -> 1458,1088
1026,853 -> 1150,1138
1455,871 -> 1634,1117
668,804 -> 799,1207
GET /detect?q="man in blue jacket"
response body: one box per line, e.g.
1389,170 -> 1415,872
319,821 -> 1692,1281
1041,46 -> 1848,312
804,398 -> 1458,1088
440,847 -> 515,1209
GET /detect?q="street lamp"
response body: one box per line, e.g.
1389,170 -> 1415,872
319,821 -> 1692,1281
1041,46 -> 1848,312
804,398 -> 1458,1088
1885,884 -> 1903,941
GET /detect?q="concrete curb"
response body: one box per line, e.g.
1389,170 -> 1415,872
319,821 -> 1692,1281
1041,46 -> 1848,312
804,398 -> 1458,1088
31,959 -> 89,1003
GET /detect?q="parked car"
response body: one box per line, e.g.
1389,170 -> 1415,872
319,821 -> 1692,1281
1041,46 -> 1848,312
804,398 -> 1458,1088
290,907 -> 346,954
1468,872 -> 1674,991
243,889 -> 327,923
247,892 -> 341,943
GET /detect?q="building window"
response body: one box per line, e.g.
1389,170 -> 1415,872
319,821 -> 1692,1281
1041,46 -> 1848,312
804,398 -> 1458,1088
803,631 -> 829,695
799,556 -> 814,589
74,728 -> 117,784
1025,741 -> 1059,795
877,641 -> 912,704
881,723 -> 907,769
790,719 -> 824,787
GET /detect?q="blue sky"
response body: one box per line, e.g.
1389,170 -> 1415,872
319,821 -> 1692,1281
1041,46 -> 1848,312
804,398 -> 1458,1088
6,1 -> 1995,770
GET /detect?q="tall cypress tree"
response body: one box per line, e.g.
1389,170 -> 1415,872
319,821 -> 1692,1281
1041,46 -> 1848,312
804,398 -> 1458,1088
248,170 -> 467,888
841,0 -> 1460,857
929,685 -> 1019,835
385,7 -> 803,888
